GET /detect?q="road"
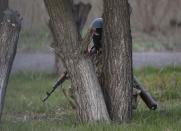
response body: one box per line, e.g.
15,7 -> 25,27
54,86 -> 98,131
12,52 -> 181,73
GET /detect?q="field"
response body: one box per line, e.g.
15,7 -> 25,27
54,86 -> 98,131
0,67 -> 181,131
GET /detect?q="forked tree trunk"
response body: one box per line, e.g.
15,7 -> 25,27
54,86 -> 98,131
44,0 -> 110,122
103,0 -> 133,122
0,10 -> 21,119
54,2 -> 91,75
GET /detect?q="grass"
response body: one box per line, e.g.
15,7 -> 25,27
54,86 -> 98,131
0,66 -> 181,131
134,66 -> 181,101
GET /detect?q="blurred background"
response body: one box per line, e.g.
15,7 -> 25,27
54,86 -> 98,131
8,0 -> 181,73
9,0 -> 181,53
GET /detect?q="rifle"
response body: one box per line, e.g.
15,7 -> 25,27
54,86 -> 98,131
42,72 -> 68,102
133,77 -> 158,110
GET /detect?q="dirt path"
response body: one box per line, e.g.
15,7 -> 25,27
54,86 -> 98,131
12,52 -> 181,73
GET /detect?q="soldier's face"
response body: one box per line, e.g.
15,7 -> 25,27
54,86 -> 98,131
91,28 -> 102,36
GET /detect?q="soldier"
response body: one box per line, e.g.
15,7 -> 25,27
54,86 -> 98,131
89,18 -> 103,54
43,18 -> 157,110
88,18 -> 140,109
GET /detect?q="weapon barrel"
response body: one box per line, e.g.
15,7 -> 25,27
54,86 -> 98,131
42,72 -> 68,102
52,71 -> 68,89
133,77 -> 157,110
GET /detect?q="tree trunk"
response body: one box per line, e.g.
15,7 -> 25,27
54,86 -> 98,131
0,10 -> 21,119
73,2 -> 92,33
54,2 -> 91,75
103,0 -> 133,122
0,0 -> 8,21
44,0 -> 110,122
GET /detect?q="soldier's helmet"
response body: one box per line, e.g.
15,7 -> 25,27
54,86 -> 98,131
90,18 -> 103,29
90,18 -> 103,52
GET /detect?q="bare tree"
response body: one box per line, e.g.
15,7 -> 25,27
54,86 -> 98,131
0,10 -> 21,119
132,0 -> 177,33
44,0 -> 110,122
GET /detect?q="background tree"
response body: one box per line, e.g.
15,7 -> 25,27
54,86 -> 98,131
0,0 -> 8,21
0,1 -> 21,119
131,0 -> 181,33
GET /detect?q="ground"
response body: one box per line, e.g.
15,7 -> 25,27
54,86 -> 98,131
12,52 -> 181,73
0,66 -> 181,131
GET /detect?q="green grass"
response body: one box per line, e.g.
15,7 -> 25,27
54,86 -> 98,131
0,66 -> 181,131
134,66 -> 181,101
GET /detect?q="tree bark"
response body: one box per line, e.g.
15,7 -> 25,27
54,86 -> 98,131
103,0 -> 133,122
44,0 -> 110,122
53,2 -> 91,75
73,2 -> 92,33
0,9 -> 21,119
0,0 -> 8,22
